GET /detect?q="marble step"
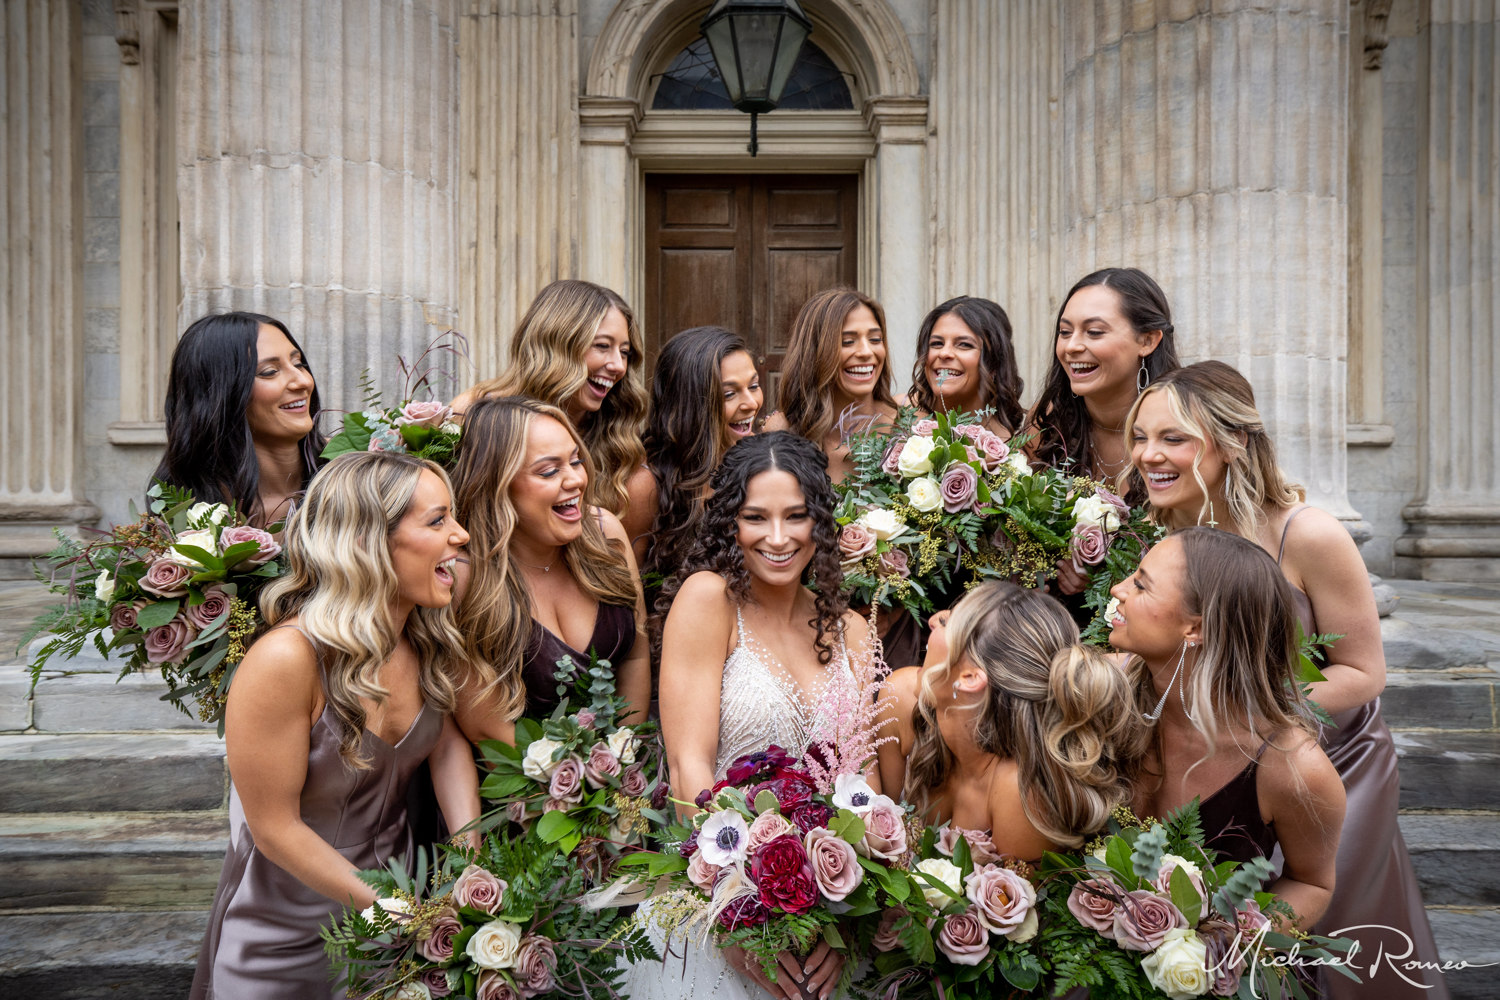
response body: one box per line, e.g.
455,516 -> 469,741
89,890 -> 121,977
1400,812 -> 1500,907
1394,731 -> 1500,812
0,909 -> 205,999
0,733 -> 225,813
1380,617 -> 1491,671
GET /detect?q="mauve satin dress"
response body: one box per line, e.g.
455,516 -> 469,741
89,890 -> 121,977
189,698 -> 442,1000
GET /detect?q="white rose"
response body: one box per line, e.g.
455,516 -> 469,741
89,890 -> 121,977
1005,451 -> 1033,477
1009,907 -> 1040,943
439,420 -> 463,436
896,436 -> 937,478
186,501 -> 230,528
466,919 -> 524,970
394,983 -> 432,1000
359,896 -> 413,923
1158,853 -> 1203,881
1141,927 -> 1212,999
859,508 -> 906,541
906,477 -> 942,513
93,570 -> 116,604
915,857 -> 963,910
165,529 -> 218,567
521,737 -> 564,781
607,727 -> 637,765
1073,495 -> 1122,532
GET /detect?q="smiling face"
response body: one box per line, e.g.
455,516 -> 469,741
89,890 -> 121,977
735,468 -> 815,587
508,415 -> 589,550
1055,285 -> 1157,400
571,306 -> 631,416
388,469 -> 471,613
720,350 -> 763,441
833,305 -> 886,403
1129,391 -> 1226,515
1108,535 -> 1198,662
245,324 -> 316,445
924,312 -> 985,409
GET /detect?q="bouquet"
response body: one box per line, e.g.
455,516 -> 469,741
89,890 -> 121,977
323,333 -> 469,465
1034,803 -> 1358,999
25,484 -> 284,731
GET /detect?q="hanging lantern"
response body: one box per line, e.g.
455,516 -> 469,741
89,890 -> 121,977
700,0 -> 812,155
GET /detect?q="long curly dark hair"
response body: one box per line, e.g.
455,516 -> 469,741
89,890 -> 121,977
653,432 -> 848,665
908,295 -> 1026,433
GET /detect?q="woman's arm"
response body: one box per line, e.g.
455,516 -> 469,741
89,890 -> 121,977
428,713 -> 482,848
600,510 -> 652,724
1283,507 -> 1387,714
621,465 -> 659,565
1258,733 -> 1346,929
872,666 -> 920,797
453,682 -> 518,746
224,629 -> 378,908
659,572 -> 734,818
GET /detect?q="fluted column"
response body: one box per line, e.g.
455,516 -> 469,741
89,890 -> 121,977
458,0 -> 579,380
1062,0 -> 1360,528
0,0 -> 99,576
929,0 -> 1063,381
865,96 -> 929,379
1396,2 -> 1500,581
577,96 -> 640,298
178,0 -> 461,414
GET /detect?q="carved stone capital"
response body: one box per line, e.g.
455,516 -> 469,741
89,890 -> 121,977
115,0 -> 141,65
1362,0 -> 1395,70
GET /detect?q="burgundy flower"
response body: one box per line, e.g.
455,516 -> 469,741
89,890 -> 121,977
752,833 -> 818,914
718,891 -> 770,931
724,745 -> 797,785
185,585 -> 232,630
678,829 -> 701,859
650,776 -> 670,810
751,770 -> 817,811
789,802 -> 835,834
619,763 -> 648,797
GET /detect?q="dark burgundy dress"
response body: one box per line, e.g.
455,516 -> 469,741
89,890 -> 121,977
521,601 -> 636,716
1197,743 -> 1278,867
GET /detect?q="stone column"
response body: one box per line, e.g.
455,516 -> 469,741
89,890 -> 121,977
929,0 -> 1064,383
1395,2 -> 1500,581
0,0 -> 99,577
458,0 -> 579,381
1061,0 -> 1363,531
577,96 -> 640,297
864,96 -> 929,380
177,0 -> 461,414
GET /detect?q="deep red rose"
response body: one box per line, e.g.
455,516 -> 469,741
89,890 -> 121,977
718,891 -> 770,931
679,829 -> 701,859
752,770 -> 817,811
789,802 -> 836,834
724,745 -> 797,785
752,833 -> 818,914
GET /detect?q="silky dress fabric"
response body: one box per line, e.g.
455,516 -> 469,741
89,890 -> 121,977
1195,744 -> 1278,866
190,655 -> 442,999
520,601 -> 636,717
1276,508 -> 1448,999
624,606 -> 853,1000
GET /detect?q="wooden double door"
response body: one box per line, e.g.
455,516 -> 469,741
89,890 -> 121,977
643,173 -> 859,409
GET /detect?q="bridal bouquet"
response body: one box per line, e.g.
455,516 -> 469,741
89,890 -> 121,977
322,332 -> 469,466
25,484 -> 283,731
1034,803 -> 1358,999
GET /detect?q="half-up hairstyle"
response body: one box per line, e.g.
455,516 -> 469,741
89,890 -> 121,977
903,582 -> 1146,848
909,296 -> 1026,433
464,280 -> 648,515
1122,361 -> 1305,535
655,432 -> 848,664
449,396 -> 640,721
778,288 -> 897,445
259,452 -> 463,768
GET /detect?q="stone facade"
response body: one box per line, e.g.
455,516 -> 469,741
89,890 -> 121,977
2,0 -> 1497,580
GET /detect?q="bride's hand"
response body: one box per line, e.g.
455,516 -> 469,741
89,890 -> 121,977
799,938 -> 846,1000
723,944 -> 805,1000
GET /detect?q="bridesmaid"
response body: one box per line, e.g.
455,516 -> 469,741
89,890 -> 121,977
905,296 -> 1025,439
875,582 -> 1145,860
1124,361 -> 1447,995
447,395 -> 650,742
1108,527 -> 1346,930
451,279 -> 648,518
764,287 -> 898,484
155,311 -> 325,528
191,452 -> 480,999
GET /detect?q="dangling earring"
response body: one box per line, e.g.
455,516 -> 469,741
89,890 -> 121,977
952,680 -> 960,701
1223,465 -> 1234,499
1137,358 -> 1150,393
1143,639 -> 1192,722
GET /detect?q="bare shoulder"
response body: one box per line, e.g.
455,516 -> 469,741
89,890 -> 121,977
763,411 -> 789,432
1257,728 -> 1340,799
840,608 -> 872,649
595,506 -> 628,543
229,625 -> 321,713
449,388 -> 477,417
1278,505 -> 1366,582
671,571 -> 734,615
624,464 -> 659,501
884,664 -> 923,708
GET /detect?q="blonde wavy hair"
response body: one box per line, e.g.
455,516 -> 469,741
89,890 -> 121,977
1122,361 -> 1304,536
903,582 -> 1147,849
449,395 -> 641,721
778,288 -> 897,447
260,452 -> 465,768
465,280 -> 647,515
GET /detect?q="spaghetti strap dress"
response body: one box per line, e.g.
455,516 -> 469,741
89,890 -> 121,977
520,601 -> 636,717
189,629 -> 444,1000
1196,743 -> 1278,867
1276,508 -> 1448,999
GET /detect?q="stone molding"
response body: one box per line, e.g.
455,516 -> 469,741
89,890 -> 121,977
578,96 -> 642,146
862,96 -> 928,144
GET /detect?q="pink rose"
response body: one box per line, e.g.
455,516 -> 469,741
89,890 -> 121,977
687,849 -> 721,892
514,934 -> 558,997
746,811 -> 796,854
1067,877 -> 1124,936
548,756 -> 585,803
952,423 -> 984,440
911,419 -> 938,436
1154,858 -> 1208,922
1235,900 -> 1271,945
573,709 -> 596,728
873,906 -> 907,952
940,462 -> 980,513
396,400 -> 452,428
856,797 -> 907,862
620,763 -> 648,798
218,525 -> 281,567
185,585 -> 232,630
877,547 -> 910,579
543,797 -> 569,813
1112,889 -> 1187,951
974,430 -> 1011,473
109,601 -> 143,633
144,617 -> 196,663
966,864 -> 1037,940
804,827 -> 864,901
584,742 -> 621,789
453,864 -> 507,913
139,559 -> 193,598
1070,522 -> 1109,571
880,437 -> 907,476
936,908 -> 991,966
505,799 -> 531,830
935,826 -> 1003,865
422,966 -> 454,997
419,907 -> 462,962
476,970 -> 521,1000
837,523 -> 877,564
1098,487 -> 1131,521
1200,917 -> 1246,996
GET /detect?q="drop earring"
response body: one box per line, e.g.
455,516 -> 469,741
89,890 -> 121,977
1137,358 -> 1151,393
952,680 -> 960,701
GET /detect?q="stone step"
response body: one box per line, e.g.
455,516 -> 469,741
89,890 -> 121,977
1380,617 -> 1490,671
1381,668 -> 1499,731
0,812 -> 227,912
1400,812 -> 1500,907
1394,731 -> 1500,812
1428,907 -> 1500,1000
0,909 -> 205,1000
0,733 -> 225,813
24,664 -> 216,733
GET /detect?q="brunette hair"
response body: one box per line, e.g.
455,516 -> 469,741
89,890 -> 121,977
778,288 -> 897,445
908,296 -> 1026,433
155,312 -> 325,523
1030,268 -> 1180,473
655,432 -> 848,664
464,280 -> 648,515
448,396 -> 640,722
259,452 -> 463,768
903,582 -> 1146,847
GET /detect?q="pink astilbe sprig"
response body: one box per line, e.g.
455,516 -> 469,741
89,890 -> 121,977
802,632 -> 897,794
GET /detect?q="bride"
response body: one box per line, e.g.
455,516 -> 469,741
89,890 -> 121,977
628,431 -> 871,1000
